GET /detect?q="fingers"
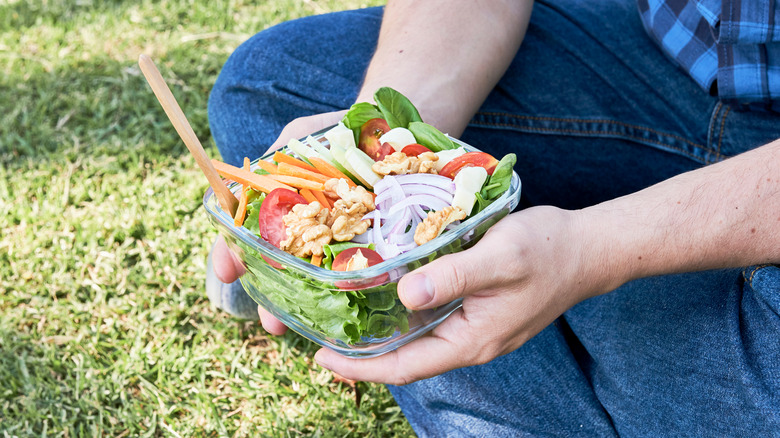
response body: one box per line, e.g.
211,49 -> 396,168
397,233 -> 511,310
258,306 -> 288,336
313,309 -> 477,385
264,111 -> 347,155
212,235 -> 246,283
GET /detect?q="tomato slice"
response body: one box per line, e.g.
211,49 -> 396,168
439,151 -> 499,179
332,247 -> 389,289
257,188 -> 308,269
400,143 -> 432,157
259,188 -> 308,247
332,247 -> 384,271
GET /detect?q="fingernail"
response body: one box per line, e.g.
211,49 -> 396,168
403,274 -> 434,308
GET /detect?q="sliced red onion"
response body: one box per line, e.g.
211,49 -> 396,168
351,231 -> 371,244
376,241 -> 401,259
388,194 -> 451,216
395,173 -> 456,192
400,184 -> 454,203
388,231 -> 415,245
371,209 -> 383,244
396,241 -> 419,252
412,204 -> 429,221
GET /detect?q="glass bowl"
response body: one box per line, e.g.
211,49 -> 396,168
203,132 -> 522,358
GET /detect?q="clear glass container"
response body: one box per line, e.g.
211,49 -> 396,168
203,132 -> 522,358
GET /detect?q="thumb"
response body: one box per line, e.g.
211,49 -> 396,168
398,241 -> 503,310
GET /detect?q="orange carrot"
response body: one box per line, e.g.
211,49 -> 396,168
299,188 -> 318,205
273,151 -> 319,173
277,162 -> 330,184
233,157 -> 252,226
308,157 -> 356,187
267,174 -> 325,191
253,158 -> 279,174
310,254 -> 323,267
311,189 -> 332,209
211,159 -> 296,193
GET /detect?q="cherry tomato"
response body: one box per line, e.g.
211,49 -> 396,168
439,151 -> 499,179
401,143 -> 432,157
358,118 -> 394,161
332,247 -> 389,289
258,188 -> 308,268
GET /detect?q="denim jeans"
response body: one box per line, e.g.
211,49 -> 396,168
208,0 -> 780,435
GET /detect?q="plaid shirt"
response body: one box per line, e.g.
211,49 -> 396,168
637,0 -> 780,111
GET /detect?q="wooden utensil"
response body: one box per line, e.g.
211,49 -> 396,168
138,54 -> 238,216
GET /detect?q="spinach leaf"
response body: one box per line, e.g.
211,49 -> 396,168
471,192 -> 493,216
482,153 -> 516,200
408,121 -> 456,152
374,87 -> 423,129
342,102 -> 384,132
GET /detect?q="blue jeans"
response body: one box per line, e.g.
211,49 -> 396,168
208,0 -> 780,435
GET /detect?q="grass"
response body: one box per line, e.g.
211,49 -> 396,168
0,0 -> 417,436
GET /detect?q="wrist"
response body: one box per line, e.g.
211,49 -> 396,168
571,205 -> 640,298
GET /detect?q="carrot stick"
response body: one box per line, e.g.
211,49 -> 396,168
311,189 -> 332,209
273,151 -> 319,173
277,162 -> 330,184
310,254 -> 323,267
267,174 -> 325,191
233,157 -> 252,226
299,188 -> 318,205
211,159 -> 296,193
254,159 -> 279,174
308,157 -> 356,187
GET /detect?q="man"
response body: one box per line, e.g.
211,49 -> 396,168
207,0 -> 780,435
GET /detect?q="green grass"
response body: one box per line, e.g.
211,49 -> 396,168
0,0 -> 417,436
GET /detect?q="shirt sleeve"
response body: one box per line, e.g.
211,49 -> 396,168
719,0 -> 780,44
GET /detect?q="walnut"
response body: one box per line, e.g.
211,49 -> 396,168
416,152 -> 439,174
330,207 -> 371,241
279,201 -> 332,257
371,151 -> 439,176
414,206 -> 467,246
323,178 -> 375,241
324,178 -> 375,210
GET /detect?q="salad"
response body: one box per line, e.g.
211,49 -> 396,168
209,87 -> 517,347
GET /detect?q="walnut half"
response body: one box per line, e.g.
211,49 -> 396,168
279,201 -> 332,257
414,206 -> 467,246
324,178 -> 375,241
372,151 -> 439,176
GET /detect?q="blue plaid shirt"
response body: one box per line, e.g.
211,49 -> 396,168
637,0 -> 780,111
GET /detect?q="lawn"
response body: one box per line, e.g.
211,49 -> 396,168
0,0 -> 417,436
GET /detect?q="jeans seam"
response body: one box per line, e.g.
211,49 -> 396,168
471,118 -> 704,162
713,105 -> 731,163
475,111 -> 708,151
708,102 -> 721,155
744,264 -> 772,288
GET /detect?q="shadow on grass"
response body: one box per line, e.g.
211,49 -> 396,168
1,50 -> 226,167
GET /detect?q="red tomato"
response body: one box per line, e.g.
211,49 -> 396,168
439,151 -> 499,179
358,118 -> 394,161
400,143 -> 432,157
258,188 -> 308,268
332,247 -> 389,290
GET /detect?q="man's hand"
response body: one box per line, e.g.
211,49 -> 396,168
313,206 -> 610,385
312,138 -> 780,384
211,110 -> 346,334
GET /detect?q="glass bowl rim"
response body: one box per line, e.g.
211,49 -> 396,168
202,132 -> 521,282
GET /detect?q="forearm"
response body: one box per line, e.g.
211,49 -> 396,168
582,139 -> 780,294
356,0 -> 533,137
